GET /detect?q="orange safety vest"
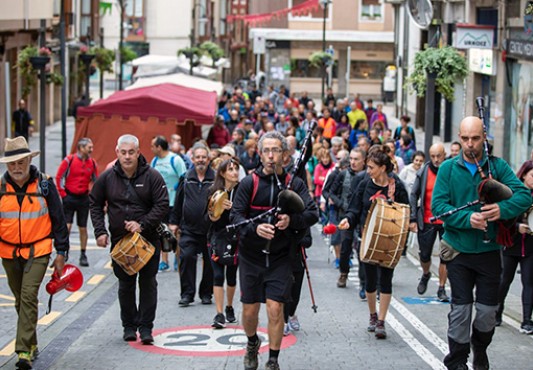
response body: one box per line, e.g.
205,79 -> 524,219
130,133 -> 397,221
318,117 -> 336,139
0,177 -> 53,260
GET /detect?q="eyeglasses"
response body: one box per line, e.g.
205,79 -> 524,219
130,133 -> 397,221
261,148 -> 283,155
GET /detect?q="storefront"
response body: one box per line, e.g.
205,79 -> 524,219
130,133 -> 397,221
504,29 -> 533,170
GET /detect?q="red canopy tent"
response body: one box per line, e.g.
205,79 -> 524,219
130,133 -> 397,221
73,83 -> 217,170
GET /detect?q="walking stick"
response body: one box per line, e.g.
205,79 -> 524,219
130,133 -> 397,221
301,246 -> 318,313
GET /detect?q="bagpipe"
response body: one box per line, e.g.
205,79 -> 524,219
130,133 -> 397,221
430,97 -> 515,245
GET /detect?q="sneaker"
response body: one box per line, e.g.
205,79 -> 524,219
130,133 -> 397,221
417,272 -> 431,295
375,320 -> 387,339
212,313 -> 226,329
79,253 -> 89,267
520,321 -> 533,334
367,313 -> 378,332
265,359 -> 281,370
139,328 -> 154,345
337,273 -> 348,288
359,287 -> 367,301
123,327 -> 137,342
283,323 -> 291,336
243,338 -> 261,370
225,306 -> 237,323
288,315 -> 300,331
201,296 -> 213,305
158,261 -> 169,271
334,258 -> 340,269
30,345 -> 39,360
179,297 -> 193,307
15,352 -> 32,370
437,286 -> 450,302
349,259 -> 353,268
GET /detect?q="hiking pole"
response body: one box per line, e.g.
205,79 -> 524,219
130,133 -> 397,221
301,246 -> 317,313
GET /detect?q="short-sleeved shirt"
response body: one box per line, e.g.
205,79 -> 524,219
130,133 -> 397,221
151,153 -> 186,207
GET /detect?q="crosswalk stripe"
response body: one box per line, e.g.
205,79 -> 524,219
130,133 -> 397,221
65,291 -> 86,302
0,340 -> 15,356
104,261 -> 112,269
87,274 -> 105,285
0,294 -> 15,301
38,311 -> 61,325
387,312 -> 447,370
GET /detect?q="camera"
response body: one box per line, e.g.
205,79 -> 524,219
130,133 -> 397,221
156,223 -> 177,253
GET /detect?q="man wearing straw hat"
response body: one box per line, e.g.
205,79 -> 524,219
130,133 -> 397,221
0,136 -> 69,370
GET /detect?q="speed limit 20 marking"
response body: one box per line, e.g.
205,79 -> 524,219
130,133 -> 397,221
129,326 -> 297,357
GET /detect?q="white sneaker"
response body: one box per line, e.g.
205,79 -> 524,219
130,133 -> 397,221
288,315 -> 300,331
283,323 -> 291,336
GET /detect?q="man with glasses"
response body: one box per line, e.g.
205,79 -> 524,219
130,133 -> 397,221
231,131 -> 318,370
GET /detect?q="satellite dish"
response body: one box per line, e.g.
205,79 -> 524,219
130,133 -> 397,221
406,0 -> 434,30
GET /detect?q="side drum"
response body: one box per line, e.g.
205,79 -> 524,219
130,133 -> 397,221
360,198 -> 410,269
111,232 -> 155,275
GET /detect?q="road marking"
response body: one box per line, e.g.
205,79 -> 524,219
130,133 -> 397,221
391,296 -> 449,354
387,312 -> 447,370
65,291 -> 86,302
0,294 -> 15,301
0,340 -> 15,356
104,261 -> 112,269
38,311 -> 61,325
87,274 -> 105,285
67,245 -> 101,251
0,303 -> 14,307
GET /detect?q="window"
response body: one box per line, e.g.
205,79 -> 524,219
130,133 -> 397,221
80,0 -> 91,37
360,0 -> 383,22
291,59 -> 338,79
289,0 -> 331,22
349,60 -> 388,79
219,0 -> 228,35
125,0 -> 145,40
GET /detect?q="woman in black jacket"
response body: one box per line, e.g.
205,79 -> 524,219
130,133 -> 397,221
497,160 -> 533,334
207,158 -> 240,329
339,145 -> 409,340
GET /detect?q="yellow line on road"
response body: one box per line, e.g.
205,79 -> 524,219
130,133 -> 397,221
87,274 -> 105,285
0,303 -> 14,307
68,246 -> 102,251
38,311 -> 61,325
0,339 -> 15,356
0,294 -> 15,301
65,291 -> 86,302
104,261 -> 112,269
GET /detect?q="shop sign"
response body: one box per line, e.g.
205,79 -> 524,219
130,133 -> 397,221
468,48 -> 496,75
455,24 -> 494,49
507,38 -> 533,60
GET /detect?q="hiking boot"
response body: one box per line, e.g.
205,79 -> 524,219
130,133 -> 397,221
472,348 -> 489,370
212,313 -> 226,329
367,313 -> 378,332
139,328 -> 154,345
243,338 -> 261,370
15,352 -> 32,370
437,286 -> 450,302
30,345 -> 39,360
375,320 -> 387,339
520,320 -> 533,334
265,359 -> 281,370
337,273 -> 348,288
158,261 -> 169,272
288,315 -> 300,331
283,323 -> 291,336
225,306 -> 237,323
79,253 -> 89,267
123,327 -> 137,342
417,272 -> 431,295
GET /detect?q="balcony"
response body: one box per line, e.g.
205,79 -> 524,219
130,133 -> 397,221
0,0 -> 53,24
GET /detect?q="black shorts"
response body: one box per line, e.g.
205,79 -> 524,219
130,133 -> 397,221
239,256 -> 293,304
62,193 -> 90,227
417,223 -> 444,263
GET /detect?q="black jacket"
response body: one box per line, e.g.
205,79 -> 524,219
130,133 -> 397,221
230,166 -> 318,266
89,155 -> 169,246
170,167 -> 215,236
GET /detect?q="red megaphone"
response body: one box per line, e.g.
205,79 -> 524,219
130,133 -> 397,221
323,223 -> 338,235
46,264 -> 83,295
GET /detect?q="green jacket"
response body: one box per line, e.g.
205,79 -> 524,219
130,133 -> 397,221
432,151 -> 531,254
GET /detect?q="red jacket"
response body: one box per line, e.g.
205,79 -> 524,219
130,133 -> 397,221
207,125 -> 231,147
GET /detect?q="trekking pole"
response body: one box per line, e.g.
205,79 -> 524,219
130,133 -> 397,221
301,246 -> 317,313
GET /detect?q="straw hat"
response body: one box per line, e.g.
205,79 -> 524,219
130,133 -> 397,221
218,145 -> 236,157
0,137 -> 40,163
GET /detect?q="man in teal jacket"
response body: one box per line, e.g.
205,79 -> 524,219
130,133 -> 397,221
432,116 -> 531,370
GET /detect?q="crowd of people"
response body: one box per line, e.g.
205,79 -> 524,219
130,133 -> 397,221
2,82 -> 533,370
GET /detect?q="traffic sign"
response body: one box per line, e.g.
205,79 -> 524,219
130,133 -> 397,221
129,326 -> 297,357
254,36 -> 266,55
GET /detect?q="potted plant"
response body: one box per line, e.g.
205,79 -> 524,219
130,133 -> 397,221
405,46 -> 468,102
178,46 -> 202,75
93,46 -> 115,73
79,45 -> 95,64
308,51 -> 333,68
199,41 -> 225,67
16,45 -> 63,98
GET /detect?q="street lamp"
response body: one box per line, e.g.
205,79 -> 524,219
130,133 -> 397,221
320,0 -> 332,105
